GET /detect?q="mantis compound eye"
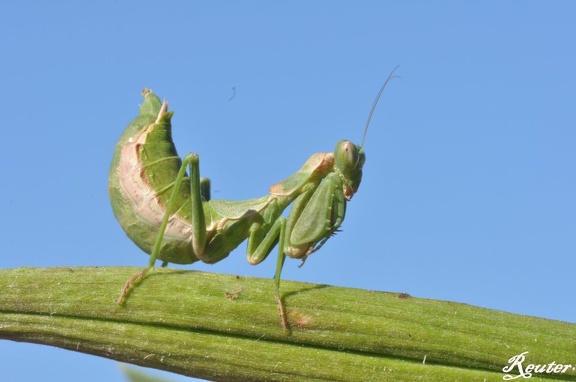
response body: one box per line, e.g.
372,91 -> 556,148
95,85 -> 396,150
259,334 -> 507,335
334,140 -> 360,168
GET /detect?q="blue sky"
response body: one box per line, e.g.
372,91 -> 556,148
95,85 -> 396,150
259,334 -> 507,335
1,2 -> 575,381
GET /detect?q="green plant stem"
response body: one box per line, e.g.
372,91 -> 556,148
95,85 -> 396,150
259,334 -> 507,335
0,267 -> 574,381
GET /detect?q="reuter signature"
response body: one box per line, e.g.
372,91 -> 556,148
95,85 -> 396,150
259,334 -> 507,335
503,351 -> 574,380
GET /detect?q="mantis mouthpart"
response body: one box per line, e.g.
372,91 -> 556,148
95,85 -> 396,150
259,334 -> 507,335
108,68 -> 398,331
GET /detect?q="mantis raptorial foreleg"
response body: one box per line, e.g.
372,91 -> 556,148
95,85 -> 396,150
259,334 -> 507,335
109,67 -> 398,331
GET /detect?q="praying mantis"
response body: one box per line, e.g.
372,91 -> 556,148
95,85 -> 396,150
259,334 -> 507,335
109,67 -> 398,330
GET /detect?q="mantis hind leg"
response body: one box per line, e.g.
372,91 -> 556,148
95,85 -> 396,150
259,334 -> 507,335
117,153 -> 208,305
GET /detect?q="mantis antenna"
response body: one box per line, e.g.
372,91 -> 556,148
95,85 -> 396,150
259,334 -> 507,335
361,65 -> 400,149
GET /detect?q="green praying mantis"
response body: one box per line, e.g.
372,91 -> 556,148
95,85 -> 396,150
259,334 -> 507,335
109,67 -> 398,330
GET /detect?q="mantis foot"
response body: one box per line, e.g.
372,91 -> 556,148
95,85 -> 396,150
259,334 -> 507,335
276,295 -> 291,333
116,268 -> 151,305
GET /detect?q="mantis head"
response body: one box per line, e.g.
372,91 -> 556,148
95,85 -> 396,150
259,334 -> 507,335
334,140 -> 365,200
334,66 -> 399,201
